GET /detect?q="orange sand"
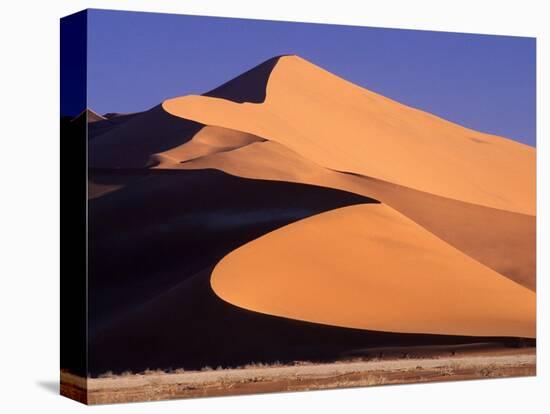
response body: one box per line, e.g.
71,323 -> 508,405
211,204 -> 535,338
92,55 -> 536,339
167,140 -> 535,290
163,55 -> 535,215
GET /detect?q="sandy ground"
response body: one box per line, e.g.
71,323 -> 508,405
61,346 -> 535,405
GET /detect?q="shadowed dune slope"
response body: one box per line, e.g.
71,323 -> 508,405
88,105 -> 204,168
163,55 -> 535,215
89,266 -> 530,376
86,56 -> 279,164
88,112 -> 140,140
204,56 -> 281,103
82,55 -> 536,376
152,125 -> 265,167
72,108 -> 105,124
88,168 -> 375,332
88,177 -> 124,200
88,172 -> 152,200
212,204 -> 535,338
170,140 -> 535,290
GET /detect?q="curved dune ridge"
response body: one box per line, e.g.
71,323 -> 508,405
86,53 -> 536,371
211,204 -> 535,338
167,139 -> 535,291
163,55 -> 535,215
151,125 -> 265,167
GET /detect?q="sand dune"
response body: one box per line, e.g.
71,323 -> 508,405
204,56 -> 281,103
163,55 -> 535,215
88,177 -> 124,200
152,125 -> 265,167
82,54 -> 536,377
88,112 -> 139,140
72,108 -> 106,123
90,264 -> 529,376
88,105 -> 203,168
212,204 -> 535,338
87,168 -> 372,332
171,140 -> 535,290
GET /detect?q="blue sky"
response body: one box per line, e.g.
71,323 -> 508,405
85,9 -> 536,146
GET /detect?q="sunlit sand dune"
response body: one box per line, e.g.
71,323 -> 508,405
152,125 -> 264,167
211,204 -> 535,338
164,55 -> 535,215
83,53 -> 536,377
170,139 -> 535,290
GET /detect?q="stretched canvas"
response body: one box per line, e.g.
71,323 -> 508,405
60,9 -> 536,405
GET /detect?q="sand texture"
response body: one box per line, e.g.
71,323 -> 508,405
163,55 -> 535,215
81,55 -> 536,379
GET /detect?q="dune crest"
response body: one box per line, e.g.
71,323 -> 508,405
211,204 -> 535,338
87,55 -> 536,342
163,55 -> 535,215
72,108 -> 106,124
170,140 -> 535,290
152,125 -> 265,167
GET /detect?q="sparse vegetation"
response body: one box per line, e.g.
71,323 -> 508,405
439,366 -> 455,376
66,349 -> 535,404
142,368 -> 166,375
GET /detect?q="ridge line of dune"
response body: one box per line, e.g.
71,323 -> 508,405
324,166 -> 536,218
182,54 -> 533,149
145,117 -> 535,219
205,201 -> 528,289
170,137 -> 534,290
158,131 -> 535,219
162,95 -> 534,215
210,203 -> 535,338
162,55 -> 535,215
194,172 -> 531,294
285,57 -> 533,149
173,158 -> 535,290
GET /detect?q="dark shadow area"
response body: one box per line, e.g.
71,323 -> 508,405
84,167 -> 533,377
88,105 -> 204,168
71,108 -> 106,123
89,264 -> 533,376
60,113 -> 87,377
87,168 -> 377,337
87,112 -> 139,139
204,56 -> 284,103
36,381 -> 59,395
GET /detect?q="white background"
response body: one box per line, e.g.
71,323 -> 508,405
0,0 -> 547,412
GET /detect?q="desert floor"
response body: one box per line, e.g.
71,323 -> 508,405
61,344 -> 535,405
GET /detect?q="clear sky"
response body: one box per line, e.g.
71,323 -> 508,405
86,9 -> 536,146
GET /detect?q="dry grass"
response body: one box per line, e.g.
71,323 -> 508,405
61,348 -> 536,405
